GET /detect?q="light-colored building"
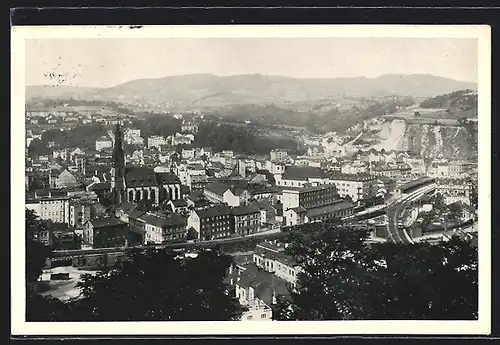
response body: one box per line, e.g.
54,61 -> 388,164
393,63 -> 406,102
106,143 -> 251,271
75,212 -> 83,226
253,242 -> 302,290
25,196 -> 71,224
147,135 -> 168,149
328,173 -> 378,202
270,150 -> 288,162
341,161 -> 368,175
124,128 -> 144,145
95,136 -> 113,151
436,177 -> 472,205
277,166 -> 330,188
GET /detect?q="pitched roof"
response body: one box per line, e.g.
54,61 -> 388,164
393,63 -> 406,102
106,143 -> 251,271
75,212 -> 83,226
89,217 -> 127,228
125,166 -> 157,187
306,201 -> 354,218
195,204 -> 233,218
139,212 -> 187,228
155,172 -> 181,185
96,136 -> 112,142
129,210 -> 147,220
88,181 -> 111,191
232,205 -> 260,216
282,166 -> 328,181
234,264 -> 290,306
115,202 -> 137,214
290,206 -> 307,213
204,182 -> 230,196
170,199 -> 188,207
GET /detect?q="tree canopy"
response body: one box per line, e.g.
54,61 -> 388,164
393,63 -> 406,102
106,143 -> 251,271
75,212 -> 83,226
26,244 -> 246,321
273,220 -> 478,320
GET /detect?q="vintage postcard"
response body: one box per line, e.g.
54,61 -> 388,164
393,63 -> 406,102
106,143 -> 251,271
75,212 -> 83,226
11,25 -> 491,336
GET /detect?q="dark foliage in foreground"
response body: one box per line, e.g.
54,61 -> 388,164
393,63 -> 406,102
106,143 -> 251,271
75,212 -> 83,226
272,221 -> 478,321
26,246 -> 245,321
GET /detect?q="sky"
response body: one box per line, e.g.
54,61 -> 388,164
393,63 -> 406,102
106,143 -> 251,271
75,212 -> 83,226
25,38 -> 478,88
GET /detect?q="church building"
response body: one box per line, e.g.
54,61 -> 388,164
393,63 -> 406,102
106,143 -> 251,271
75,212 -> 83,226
110,122 -> 182,206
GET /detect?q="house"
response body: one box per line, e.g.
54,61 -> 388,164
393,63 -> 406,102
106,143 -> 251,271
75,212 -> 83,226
253,242 -> 302,290
147,135 -> 168,149
83,217 -> 128,249
139,212 -> 188,244
249,199 -> 278,227
284,206 -> 308,227
95,136 -> 113,151
203,182 -> 251,207
277,166 -> 330,188
187,204 -> 235,241
49,168 -> 80,188
166,199 -> 189,214
270,149 -> 288,163
181,148 -> 196,160
307,145 -> 325,157
450,201 -> 477,222
232,205 -> 261,236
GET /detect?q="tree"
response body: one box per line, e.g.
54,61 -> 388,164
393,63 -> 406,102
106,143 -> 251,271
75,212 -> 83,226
273,220 -> 478,320
25,209 -> 52,289
70,247 -> 245,321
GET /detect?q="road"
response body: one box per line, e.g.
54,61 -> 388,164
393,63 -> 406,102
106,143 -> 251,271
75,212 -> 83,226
386,184 -> 437,244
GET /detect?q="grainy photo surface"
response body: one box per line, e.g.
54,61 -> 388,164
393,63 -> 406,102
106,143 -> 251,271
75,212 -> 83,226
11,25 -> 491,336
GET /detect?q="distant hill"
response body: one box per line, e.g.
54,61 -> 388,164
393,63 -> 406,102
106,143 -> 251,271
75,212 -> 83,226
419,89 -> 478,110
26,73 -> 477,110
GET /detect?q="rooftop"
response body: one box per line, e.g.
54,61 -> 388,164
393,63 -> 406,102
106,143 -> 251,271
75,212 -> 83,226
232,205 -> 260,216
195,204 -> 233,218
306,200 -> 354,218
89,217 -> 127,228
328,172 -> 378,182
282,166 -> 328,181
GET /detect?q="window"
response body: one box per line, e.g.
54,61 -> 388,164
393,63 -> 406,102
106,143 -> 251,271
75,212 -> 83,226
247,315 -> 253,320
261,314 -> 267,319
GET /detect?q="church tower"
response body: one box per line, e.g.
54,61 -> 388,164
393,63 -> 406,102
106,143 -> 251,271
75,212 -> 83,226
111,121 -> 126,204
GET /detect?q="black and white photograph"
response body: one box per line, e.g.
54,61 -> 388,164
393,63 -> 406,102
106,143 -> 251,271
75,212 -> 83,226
11,25 -> 491,336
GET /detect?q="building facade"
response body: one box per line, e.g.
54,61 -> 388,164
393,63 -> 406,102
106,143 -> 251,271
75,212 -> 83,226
187,205 -> 235,241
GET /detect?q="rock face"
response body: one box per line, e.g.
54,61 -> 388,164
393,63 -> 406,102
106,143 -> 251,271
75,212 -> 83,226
352,118 -> 478,160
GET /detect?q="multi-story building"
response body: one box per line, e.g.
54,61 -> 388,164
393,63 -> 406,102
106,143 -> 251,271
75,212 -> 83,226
436,177 -> 473,205
328,173 -> 378,202
187,204 -> 235,241
281,184 -> 339,211
147,135 -> 168,149
371,162 -> 412,181
95,136 -> 113,151
270,150 -> 288,163
232,205 -> 261,236
82,217 -> 128,249
25,196 -> 71,224
124,128 -> 144,146
139,212 -> 187,244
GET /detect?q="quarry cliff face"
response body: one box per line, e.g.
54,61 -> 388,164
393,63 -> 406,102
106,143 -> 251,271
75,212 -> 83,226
351,118 -> 478,160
